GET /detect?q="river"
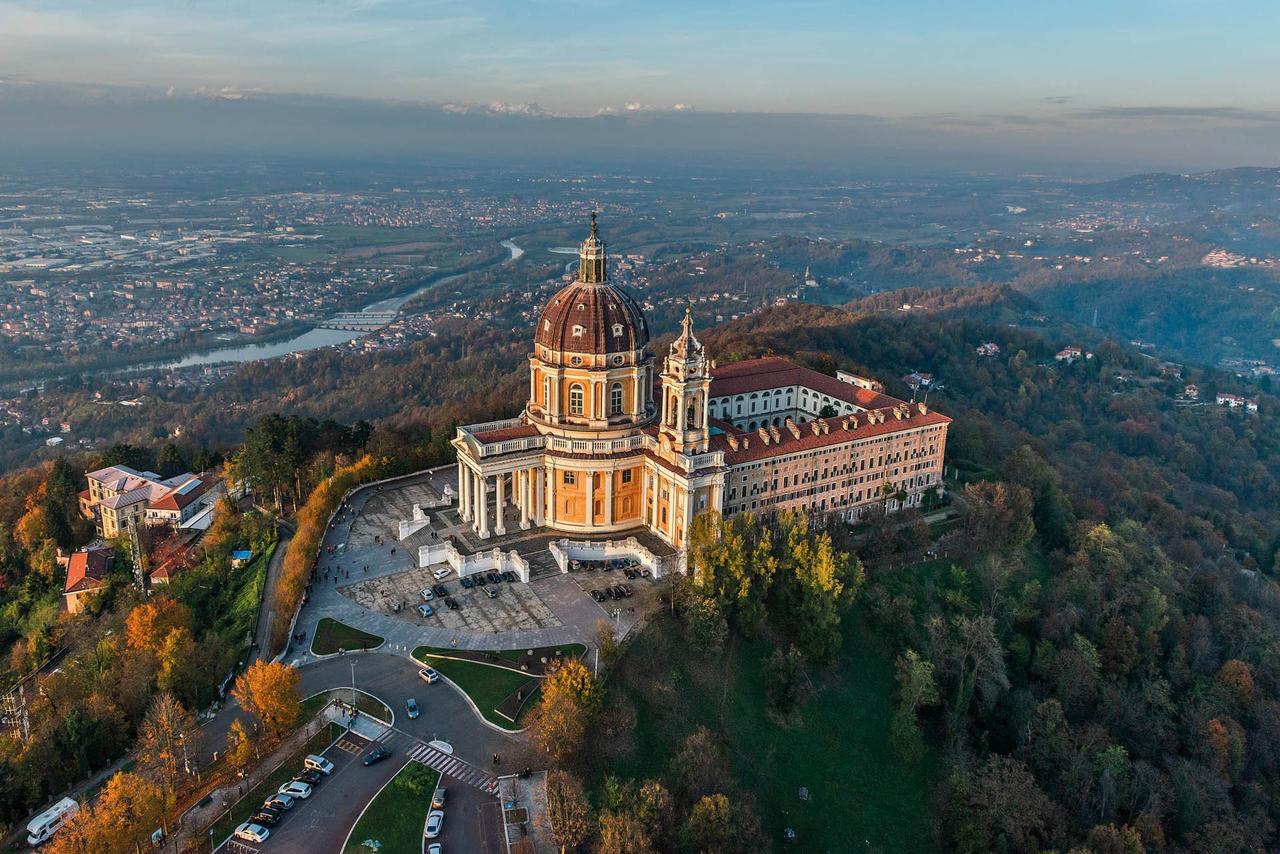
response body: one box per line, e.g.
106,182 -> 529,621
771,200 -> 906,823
135,238 -> 524,372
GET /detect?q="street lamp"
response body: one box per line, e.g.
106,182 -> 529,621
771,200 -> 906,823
350,659 -> 358,709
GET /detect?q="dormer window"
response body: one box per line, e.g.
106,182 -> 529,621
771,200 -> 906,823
543,320 -> 550,331
572,324 -> 585,337
577,304 -> 586,311
612,323 -> 624,337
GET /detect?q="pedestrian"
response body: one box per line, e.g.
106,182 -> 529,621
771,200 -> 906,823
493,753 -> 500,765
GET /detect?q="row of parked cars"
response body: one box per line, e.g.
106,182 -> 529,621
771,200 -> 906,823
426,785 -> 447,847
233,754 -> 335,843
590,584 -> 634,603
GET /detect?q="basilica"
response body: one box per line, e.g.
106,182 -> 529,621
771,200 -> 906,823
453,216 -> 950,552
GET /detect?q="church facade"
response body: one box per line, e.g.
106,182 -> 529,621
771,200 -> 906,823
453,216 -> 950,552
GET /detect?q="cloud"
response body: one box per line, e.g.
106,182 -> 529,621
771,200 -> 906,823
1074,106 -> 1280,123
1041,95 -> 1072,104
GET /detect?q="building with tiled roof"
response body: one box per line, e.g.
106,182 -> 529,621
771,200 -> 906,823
81,465 -> 222,538
452,215 -> 950,553
63,545 -> 114,614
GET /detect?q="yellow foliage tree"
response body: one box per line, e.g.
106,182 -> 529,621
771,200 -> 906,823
232,661 -> 301,739
532,658 -> 599,763
47,772 -> 164,854
124,598 -> 192,655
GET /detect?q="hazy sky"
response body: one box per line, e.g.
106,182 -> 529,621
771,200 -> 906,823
1,1 -> 1278,174
2,0 -> 1277,115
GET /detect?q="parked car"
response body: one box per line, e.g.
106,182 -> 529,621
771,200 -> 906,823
420,588 -> 435,601
432,583 -> 448,597
619,584 -> 634,598
432,567 -> 452,581
293,769 -> 323,786
427,845 -> 442,854
482,585 -> 498,599
276,781 -> 312,800
263,794 -> 295,811
623,568 -> 637,579
363,746 -> 392,766
234,822 -> 270,843
590,589 -> 606,603
605,587 -> 618,600
501,570 -> 517,583
249,809 -> 280,827
418,603 -> 434,618
460,576 -> 475,589
406,697 -> 420,719
304,754 -> 335,775
486,571 -> 501,584
425,810 -> 445,838
431,787 -> 447,809
419,667 -> 440,684
445,596 -> 460,610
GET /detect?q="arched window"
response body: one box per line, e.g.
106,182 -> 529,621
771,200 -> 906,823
609,382 -> 624,416
569,384 -> 585,415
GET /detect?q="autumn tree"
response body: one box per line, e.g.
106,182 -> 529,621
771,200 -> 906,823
124,598 -> 192,656
544,769 -> 593,854
137,692 -> 196,807
532,658 -> 600,762
595,618 -> 620,667
232,661 -> 301,739
957,481 -> 1035,555
225,718 -> 256,774
48,772 -> 164,854
598,810 -> 654,854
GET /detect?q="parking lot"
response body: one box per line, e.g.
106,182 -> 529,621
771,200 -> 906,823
341,566 -> 565,634
566,560 -> 662,617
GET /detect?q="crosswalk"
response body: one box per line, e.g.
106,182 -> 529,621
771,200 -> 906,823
373,728 -> 498,792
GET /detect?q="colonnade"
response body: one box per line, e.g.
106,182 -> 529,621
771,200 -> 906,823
456,460 -> 545,540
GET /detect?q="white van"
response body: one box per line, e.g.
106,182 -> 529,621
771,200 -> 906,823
26,797 -> 78,846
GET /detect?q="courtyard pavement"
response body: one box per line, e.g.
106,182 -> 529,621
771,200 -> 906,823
285,466 -> 662,669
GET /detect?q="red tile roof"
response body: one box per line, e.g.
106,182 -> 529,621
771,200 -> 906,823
709,356 -> 900,410
714,406 -> 951,465
64,547 -> 112,594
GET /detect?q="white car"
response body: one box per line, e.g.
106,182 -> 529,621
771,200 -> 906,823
419,667 -> 440,684
427,845 -> 443,854
420,588 -> 435,601
277,780 -> 313,799
234,822 -> 270,843
432,567 -> 451,581
425,810 -> 444,838
304,754 -> 335,775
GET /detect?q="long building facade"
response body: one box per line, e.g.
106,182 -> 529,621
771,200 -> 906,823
453,216 -> 950,552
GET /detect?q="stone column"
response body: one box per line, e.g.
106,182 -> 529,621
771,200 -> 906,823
494,473 -> 507,537
546,464 -> 557,525
535,467 -> 546,527
584,470 -> 594,529
519,468 -> 531,530
477,475 -> 490,539
603,470 -> 614,526
460,468 -> 471,522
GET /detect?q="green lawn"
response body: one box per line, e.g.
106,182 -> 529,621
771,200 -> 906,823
311,618 -> 384,655
208,722 -> 344,846
300,689 -> 393,723
344,762 -> 440,854
411,649 -> 540,729
591,613 -> 938,853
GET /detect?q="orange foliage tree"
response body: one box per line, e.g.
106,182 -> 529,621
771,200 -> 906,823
231,660 -> 301,739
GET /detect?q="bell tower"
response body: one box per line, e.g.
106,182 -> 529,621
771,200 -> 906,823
659,304 -> 712,455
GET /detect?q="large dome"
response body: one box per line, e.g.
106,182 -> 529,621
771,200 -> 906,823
534,215 -> 649,356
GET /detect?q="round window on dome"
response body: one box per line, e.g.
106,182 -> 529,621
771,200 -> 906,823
612,355 -> 624,366
571,356 -> 583,366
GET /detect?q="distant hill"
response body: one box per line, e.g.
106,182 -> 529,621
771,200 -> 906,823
1077,166 -> 1280,205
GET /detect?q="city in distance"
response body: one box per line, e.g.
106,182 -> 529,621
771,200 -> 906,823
1,3 -> 1278,854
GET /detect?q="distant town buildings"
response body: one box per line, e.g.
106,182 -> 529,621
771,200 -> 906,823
1055,346 -> 1092,364
976,342 -> 1001,358
1216,392 -> 1260,413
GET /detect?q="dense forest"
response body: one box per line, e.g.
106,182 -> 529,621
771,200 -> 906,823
688,300 -> 1280,851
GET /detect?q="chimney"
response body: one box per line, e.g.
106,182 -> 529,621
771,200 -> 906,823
758,427 -> 770,445
918,402 -> 928,415
727,435 -> 739,451
768,424 -> 781,442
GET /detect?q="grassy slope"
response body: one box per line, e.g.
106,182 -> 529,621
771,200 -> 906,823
343,763 -> 441,854
596,613 -> 937,852
311,617 -> 384,655
412,649 -> 537,729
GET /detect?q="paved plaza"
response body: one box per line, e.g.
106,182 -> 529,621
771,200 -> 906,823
287,466 -> 666,668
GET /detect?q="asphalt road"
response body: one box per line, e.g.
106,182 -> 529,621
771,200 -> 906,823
210,653 -> 525,854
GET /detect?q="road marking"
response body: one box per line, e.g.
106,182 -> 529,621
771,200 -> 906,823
334,739 -> 361,755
